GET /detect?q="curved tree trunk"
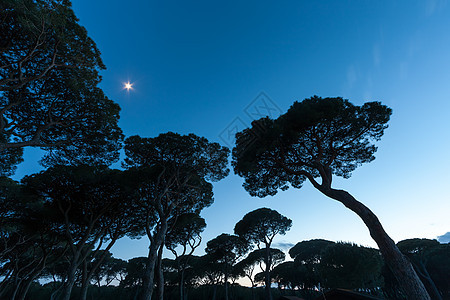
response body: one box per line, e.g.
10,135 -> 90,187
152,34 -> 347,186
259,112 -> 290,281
318,186 -> 431,300
16,262 -> 47,300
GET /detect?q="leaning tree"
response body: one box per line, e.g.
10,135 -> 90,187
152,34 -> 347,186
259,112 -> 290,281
232,96 -> 430,299
123,133 -> 229,300
0,0 -> 123,174
234,208 -> 291,300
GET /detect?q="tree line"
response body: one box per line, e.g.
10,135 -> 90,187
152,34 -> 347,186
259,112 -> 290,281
1,1 -> 448,299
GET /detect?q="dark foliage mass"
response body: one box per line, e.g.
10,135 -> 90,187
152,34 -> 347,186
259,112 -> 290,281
232,96 -> 432,300
1,1 -> 447,300
0,0 -> 123,175
232,96 -> 391,197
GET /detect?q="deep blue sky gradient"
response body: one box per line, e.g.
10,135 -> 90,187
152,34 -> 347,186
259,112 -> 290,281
14,0 -> 450,260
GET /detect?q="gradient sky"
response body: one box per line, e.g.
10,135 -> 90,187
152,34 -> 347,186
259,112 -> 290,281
13,0 -> 450,260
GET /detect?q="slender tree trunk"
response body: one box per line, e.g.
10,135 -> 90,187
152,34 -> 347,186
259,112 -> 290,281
224,268 -> 229,300
16,262 -> 47,300
212,284 -> 217,300
414,261 -> 443,300
319,186 -> 431,300
264,246 -> 272,300
179,269 -> 185,300
141,221 -> 168,300
60,262 -> 79,300
156,244 -> 164,300
79,260 -> 89,300
10,273 -> 21,300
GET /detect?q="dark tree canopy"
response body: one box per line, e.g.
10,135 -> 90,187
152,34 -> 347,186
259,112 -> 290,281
205,234 -> 248,266
232,96 -> 391,197
165,213 -> 206,255
319,242 -> 383,290
234,207 -> 292,247
0,0 -> 123,174
21,165 -> 137,300
232,97 -> 430,300
123,132 -> 229,300
234,208 -> 291,300
397,239 -> 450,300
289,239 -> 335,264
124,133 -> 229,182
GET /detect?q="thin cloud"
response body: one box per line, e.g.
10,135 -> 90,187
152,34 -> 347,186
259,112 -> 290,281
272,241 -> 295,251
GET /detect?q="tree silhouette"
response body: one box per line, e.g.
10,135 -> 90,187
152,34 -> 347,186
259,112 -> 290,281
22,166 -> 135,300
191,254 -> 223,300
123,133 -> 229,300
289,239 -> 335,265
398,239 -> 450,300
319,242 -> 383,291
233,250 -> 263,300
289,239 -> 335,291
0,0 -> 123,174
0,176 -> 69,300
205,233 -> 248,300
165,213 -> 206,300
271,261 -> 305,291
234,207 -> 291,300
232,96 -> 430,299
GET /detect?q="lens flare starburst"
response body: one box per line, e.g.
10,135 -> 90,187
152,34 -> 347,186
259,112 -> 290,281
124,82 -> 133,90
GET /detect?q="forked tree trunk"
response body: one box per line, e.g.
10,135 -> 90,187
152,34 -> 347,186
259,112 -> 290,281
141,220 -> 168,300
319,186 -> 431,300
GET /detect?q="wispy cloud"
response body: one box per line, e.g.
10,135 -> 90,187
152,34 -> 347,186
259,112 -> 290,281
437,232 -> 450,243
272,241 -> 295,251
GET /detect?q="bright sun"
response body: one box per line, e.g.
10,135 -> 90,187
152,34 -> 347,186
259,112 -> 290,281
124,82 -> 133,90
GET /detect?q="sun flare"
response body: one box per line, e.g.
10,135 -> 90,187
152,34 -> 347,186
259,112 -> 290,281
124,82 -> 133,90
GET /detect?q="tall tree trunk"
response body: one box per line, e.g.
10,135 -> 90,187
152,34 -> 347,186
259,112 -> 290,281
179,268 -> 185,300
79,260 -> 89,300
224,266 -> 229,300
16,262 -> 47,300
79,241 -> 118,300
414,261 -> 443,300
212,284 -> 217,300
141,220 -> 168,300
264,245 -> 272,300
319,186 -> 431,300
156,244 -> 164,300
60,260 -> 80,300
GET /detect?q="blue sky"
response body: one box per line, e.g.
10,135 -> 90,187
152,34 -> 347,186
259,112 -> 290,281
14,0 -> 450,259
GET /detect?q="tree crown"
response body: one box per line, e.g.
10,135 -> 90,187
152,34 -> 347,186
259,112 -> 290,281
234,207 -> 292,246
232,96 -> 392,197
